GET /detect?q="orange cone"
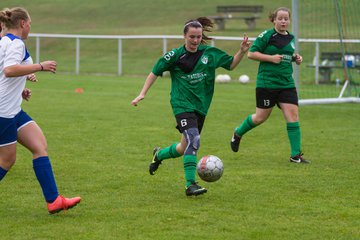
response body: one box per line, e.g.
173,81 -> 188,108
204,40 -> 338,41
75,88 -> 84,93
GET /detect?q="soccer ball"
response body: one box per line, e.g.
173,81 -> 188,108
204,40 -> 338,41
197,155 -> 224,182
239,74 -> 250,84
215,74 -> 231,83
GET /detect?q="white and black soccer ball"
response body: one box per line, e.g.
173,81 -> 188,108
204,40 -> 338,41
197,155 -> 224,182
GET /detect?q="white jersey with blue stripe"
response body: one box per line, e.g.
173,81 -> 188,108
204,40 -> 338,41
0,33 -> 33,118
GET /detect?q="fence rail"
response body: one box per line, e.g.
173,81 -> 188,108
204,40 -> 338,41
28,33 -> 360,83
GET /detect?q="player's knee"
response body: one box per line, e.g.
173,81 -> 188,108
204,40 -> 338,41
184,128 -> 200,155
31,143 -> 48,159
253,114 -> 269,125
0,152 -> 16,170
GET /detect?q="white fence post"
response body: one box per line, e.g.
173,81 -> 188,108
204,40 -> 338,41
162,38 -> 167,55
315,42 -> 320,85
76,37 -> 80,75
35,36 -> 40,64
118,38 -> 122,76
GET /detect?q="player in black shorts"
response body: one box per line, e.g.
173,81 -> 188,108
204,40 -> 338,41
132,17 -> 251,196
230,7 -> 310,163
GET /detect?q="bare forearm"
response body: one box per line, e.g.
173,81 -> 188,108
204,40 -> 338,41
140,72 -> 157,96
230,50 -> 246,70
248,51 -> 283,64
131,72 -> 158,106
4,61 -> 57,77
4,64 -> 42,77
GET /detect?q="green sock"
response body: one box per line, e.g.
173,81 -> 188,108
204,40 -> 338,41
287,122 -> 301,157
235,114 -> 257,136
183,155 -> 197,187
157,143 -> 182,161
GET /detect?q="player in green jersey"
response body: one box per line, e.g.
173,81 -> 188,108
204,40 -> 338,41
230,7 -> 310,164
132,17 -> 251,196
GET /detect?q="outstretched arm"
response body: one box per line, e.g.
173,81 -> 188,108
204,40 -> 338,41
4,60 -> 57,77
131,72 -> 158,106
230,34 -> 252,70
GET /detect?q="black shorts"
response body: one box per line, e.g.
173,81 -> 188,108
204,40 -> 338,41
175,112 -> 206,134
256,88 -> 298,109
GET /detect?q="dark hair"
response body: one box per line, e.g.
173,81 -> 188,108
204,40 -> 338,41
0,7 -> 30,29
183,17 -> 213,44
268,7 -> 291,22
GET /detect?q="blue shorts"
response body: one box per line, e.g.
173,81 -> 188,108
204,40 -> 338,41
0,110 -> 34,147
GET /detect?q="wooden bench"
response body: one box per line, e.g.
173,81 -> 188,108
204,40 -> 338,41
307,52 -> 360,83
209,5 -> 263,31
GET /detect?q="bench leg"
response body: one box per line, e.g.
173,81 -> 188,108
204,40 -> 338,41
215,19 -> 225,30
319,68 -> 332,83
245,19 -> 256,31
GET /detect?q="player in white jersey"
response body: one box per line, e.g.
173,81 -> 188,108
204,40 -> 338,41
0,7 -> 81,214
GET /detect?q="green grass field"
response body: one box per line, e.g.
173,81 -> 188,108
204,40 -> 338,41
0,74 -> 359,239
0,0 -> 360,239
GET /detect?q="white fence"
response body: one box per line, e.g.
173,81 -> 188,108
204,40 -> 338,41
28,33 -> 360,82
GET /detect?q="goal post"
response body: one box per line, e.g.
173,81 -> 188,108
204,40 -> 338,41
293,0 -> 360,105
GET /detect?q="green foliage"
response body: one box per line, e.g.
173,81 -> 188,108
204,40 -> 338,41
0,74 -> 359,239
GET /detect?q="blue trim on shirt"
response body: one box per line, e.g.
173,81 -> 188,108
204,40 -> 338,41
5,33 -> 21,41
4,33 -> 31,61
23,48 -> 30,61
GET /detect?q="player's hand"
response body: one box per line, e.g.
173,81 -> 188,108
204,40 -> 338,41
293,53 -> 303,65
272,54 -> 283,64
131,95 -> 145,106
26,73 -> 37,82
40,61 -> 57,73
22,88 -> 32,101
240,33 -> 251,53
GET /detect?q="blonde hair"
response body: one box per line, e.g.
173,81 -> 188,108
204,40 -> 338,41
268,7 -> 291,22
0,7 -> 30,29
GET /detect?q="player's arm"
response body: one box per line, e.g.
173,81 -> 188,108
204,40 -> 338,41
230,34 -> 251,70
248,51 -> 283,64
4,61 -> 57,77
131,72 -> 158,106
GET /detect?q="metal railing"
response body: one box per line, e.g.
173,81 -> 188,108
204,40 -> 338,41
28,33 -> 360,82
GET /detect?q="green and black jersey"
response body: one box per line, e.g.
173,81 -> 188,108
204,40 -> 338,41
152,44 -> 233,116
250,28 -> 296,89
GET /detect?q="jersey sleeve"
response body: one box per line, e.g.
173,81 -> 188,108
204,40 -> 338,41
152,49 -> 178,76
211,47 -> 234,70
249,30 -> 269,53
4,40 -> 25,68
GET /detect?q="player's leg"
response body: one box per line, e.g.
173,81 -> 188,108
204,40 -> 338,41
17,120 -> 59,202
181,113 -> 207,196
149,113 -> 194,175
231,88 -> 274,152
17,112 -> 81,212
156,141 -> 184,161
182,127 -> 206,196
149,138 -> 185,175
0,116 -> 18,181
0,144 -> 16,181
279,89 -> 309,163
